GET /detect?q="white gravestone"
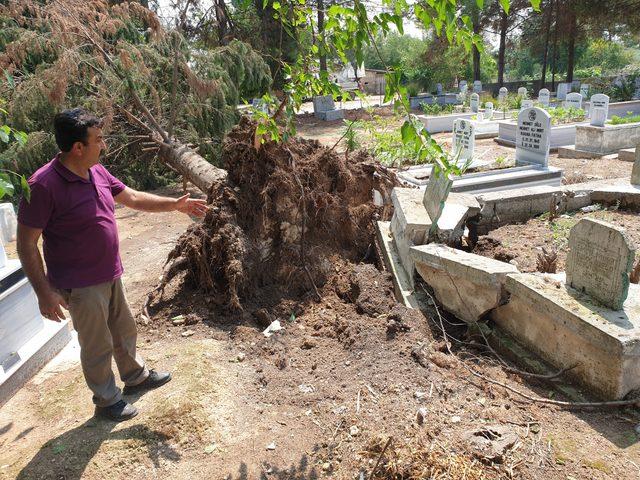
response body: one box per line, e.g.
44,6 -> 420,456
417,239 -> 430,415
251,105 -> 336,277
564,92 -> 583,110
521,99 -> 534,110
590,107 -> 607,127
538,88 -> 550,106
566,218 -> 636,310
459,80 -> 468,94
517,86 -> 528,98
423,168 -> 453,231
0,233 -> 6,268
484,102 -> 494,120
515,107 -> 551,167
452,119 -> 475,162
0,204 -> 17,243
589,93 -> 609,119
313,95 -> 335,113
473,80 -> 482,93
436,83 -> 443,95
632,148 -> 640,185
557,82 -> 570,101
498,87 -> 508,103
470,93 -> 479,113
580,84 -> 590,98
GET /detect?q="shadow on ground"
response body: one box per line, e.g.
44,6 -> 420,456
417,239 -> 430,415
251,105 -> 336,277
16,415 -> 179,480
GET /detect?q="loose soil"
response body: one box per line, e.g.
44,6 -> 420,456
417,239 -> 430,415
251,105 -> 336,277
1,119 -> 640,479
473,208 -> 640,273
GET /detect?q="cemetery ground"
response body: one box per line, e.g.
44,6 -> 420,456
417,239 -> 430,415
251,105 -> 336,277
2,119 -> 640,479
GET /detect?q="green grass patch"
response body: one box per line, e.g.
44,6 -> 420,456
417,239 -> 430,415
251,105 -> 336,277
608,113 -> 640,125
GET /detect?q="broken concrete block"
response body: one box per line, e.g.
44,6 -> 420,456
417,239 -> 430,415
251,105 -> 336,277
492,273 -> 640,399
434,192 -> 481,243
411,244 -> 518,323
390,188 -> 431,282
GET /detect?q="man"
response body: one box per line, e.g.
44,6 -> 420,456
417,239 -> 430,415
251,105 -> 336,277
17,108 -> 208,422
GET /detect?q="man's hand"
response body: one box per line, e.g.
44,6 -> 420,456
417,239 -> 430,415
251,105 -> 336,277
175,193 -> 209,218
38,289 -> 68,322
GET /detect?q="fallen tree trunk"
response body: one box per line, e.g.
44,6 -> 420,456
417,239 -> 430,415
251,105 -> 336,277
158,141 -> 228,194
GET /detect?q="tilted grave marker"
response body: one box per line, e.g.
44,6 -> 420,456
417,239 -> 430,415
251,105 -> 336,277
452,119 -> 475,162
566,218 -> 635,310
515,107 -> 551,167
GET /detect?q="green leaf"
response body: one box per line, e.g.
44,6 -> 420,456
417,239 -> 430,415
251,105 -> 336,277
499,0 -> 510,14
3,70 -> 14,89
476,0 -> 484,7
0,127 -> 9,143
400,120 -> 416,144
529,0 -> 540,10
20,176 -> 30,202
14,130 -> 27,146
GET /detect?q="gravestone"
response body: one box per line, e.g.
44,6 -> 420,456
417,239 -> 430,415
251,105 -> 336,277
423,168 -> 453,230
436,83 -> 443,95
557,82 -> 569,100
635,77 -> 640,99
632,148 -> 640,185
459,80 -> 468,94
0,204 -> 17,243
518,86 -> 528,98
566,218 -> 635,310
452,119 -> 475,162
538,88 -> 550,106
484,101 -> 494,120
589,93 -> 609,119
498,87 -> 508,102
590,107 -> 607,127
473,80 -> 482,93
515,107 -> 551,167
521,99 -> 533,110
313,95 -> 335,113
565,92 -> 583,110
0,235 -> 6,268
470,93 -> 479,113
580,84 -> 590,98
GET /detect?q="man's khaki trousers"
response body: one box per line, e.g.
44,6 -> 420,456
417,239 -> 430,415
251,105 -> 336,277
63,278 -> 148,407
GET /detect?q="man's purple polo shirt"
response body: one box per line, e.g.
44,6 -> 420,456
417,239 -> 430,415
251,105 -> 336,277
18,154 -> 126,289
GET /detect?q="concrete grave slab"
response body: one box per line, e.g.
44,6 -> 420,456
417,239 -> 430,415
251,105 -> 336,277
566,218 -> 635,311
411,244 -> 518,322
618,147 -> 635,162
633,149 -> 640,185
492,273 -> 640,399
557,122 -> 640,158
316,109 -> 345,121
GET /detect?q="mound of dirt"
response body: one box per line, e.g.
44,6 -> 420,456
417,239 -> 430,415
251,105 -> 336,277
164,116 -> 397,311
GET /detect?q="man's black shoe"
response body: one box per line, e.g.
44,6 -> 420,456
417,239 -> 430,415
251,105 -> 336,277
95,400 -> 138,422
123,370 -> 172,395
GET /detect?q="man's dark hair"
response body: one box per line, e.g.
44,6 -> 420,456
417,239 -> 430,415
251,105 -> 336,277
53,108 -> 103,152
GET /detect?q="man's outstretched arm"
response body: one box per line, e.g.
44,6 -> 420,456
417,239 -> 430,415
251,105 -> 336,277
114,187 -> 208,217
16,223 -> 68,322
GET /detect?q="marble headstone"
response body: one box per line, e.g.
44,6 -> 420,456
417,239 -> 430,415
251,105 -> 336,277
515,107 -> 551,167
423,168 -> 453,229
459,80 -> 468,94
589,93 -> 609,119
517,86 -> 528,98
565,92 -> 583,110
580,84 -> 590,98
566,218 -> 636,310
538,88 -> 550,106
521,99 -> 534,110
436,83 -> 443,95
312,95 -> 335,113
484,102 -> 494,120
590,107 -> 607,127
452,119 -> 475,162
557,82 -> 569,101
498,87 -> 508,103
470,93 -> 480,113
473,80 -> 482,93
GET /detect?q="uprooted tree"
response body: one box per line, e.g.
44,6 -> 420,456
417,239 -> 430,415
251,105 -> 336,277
0,0 -> 271,190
